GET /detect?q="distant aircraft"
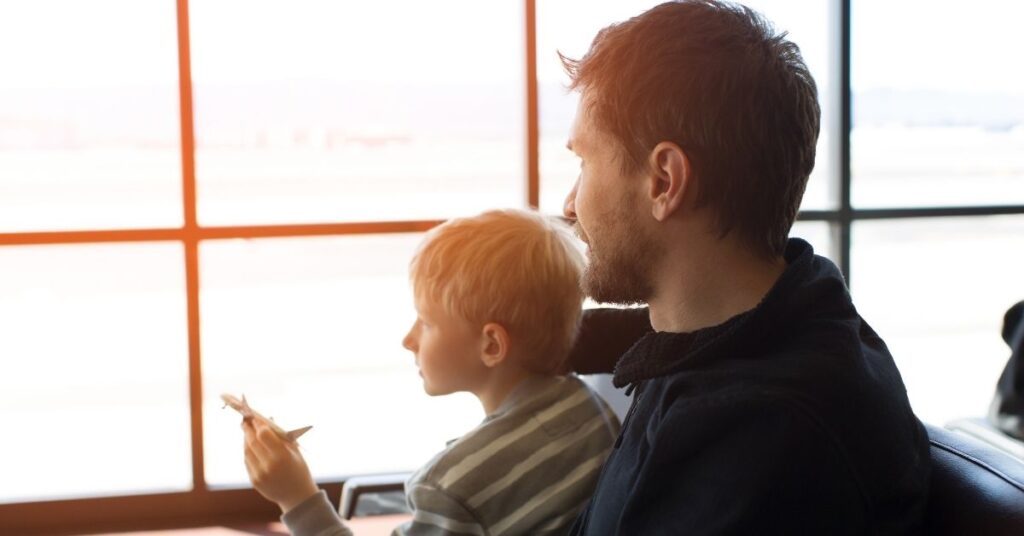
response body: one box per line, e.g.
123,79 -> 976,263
221,393 -> 313,442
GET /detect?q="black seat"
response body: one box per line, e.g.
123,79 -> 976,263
925,424 -> 1024,535
338,423 -> 1024,532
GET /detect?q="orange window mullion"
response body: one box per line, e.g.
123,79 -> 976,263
175,0 -> 206,492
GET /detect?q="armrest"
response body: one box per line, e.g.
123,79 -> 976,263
339,473 -> 412,520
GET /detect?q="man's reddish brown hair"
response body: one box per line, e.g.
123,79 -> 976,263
562,0 -> 820,258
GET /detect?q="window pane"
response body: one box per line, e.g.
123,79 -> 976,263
851,217 -> 1024,426
852,1 -> 1024,207
190,0 -> 524,226
0,243 -> 190,503
537,0 -> 838,213
201,235 -> 481,485
0,1 -> 182,232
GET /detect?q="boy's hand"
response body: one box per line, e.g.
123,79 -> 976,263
242,416 -> 320,513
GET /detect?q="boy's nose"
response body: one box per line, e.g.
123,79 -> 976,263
402,330 -> 416,352
563,178 -> 579,221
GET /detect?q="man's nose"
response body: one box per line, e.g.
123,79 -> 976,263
563,178 -> 579,221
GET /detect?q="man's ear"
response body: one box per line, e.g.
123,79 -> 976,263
646,141 -> 693,222
480,322 -> 511,368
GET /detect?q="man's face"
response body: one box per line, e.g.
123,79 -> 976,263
564,99 -> 660,305
402,297 -> 486,397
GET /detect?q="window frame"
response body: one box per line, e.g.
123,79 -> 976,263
3,0 -> 1024,532
801,0 -> 1024,285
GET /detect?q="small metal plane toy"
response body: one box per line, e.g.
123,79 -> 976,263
221,393 -> 313,442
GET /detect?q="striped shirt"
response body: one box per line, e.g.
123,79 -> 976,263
282,375 -> 620,536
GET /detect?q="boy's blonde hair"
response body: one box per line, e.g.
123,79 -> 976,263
410,209 -> 585,374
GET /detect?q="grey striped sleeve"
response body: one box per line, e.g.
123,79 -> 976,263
393,482 -> 486,536
280,489 -> 355,536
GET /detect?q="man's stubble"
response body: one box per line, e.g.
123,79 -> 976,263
581,191 -> 662,306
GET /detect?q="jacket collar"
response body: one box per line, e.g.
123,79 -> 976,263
612,238 -> 848,388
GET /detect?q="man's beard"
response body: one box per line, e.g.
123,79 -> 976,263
579,206 -> 660,306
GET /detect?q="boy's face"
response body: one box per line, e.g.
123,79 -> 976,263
402,297 -> 487,397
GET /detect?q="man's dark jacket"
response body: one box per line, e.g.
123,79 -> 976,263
568,239 -> 930,535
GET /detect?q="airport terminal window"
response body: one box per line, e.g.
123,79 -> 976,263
2,0 -> 1024,531
187,0 -> 523,487
852,217 -> 1024,425
0,0 -> 182,232
851,0 -> 1024,208
0,0 -> 190,504
189,0 -> 525,225
850,0 -> 1024,425
0,0 -> 525,518
0,243 -> 191,502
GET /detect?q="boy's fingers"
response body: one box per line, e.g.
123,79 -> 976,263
244,419 -> 275,460
244,449 -> 265,482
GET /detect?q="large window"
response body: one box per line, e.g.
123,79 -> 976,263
189,0 -> 525,224
2,1 -> 522,531
0,243 -> 191,501
2,0 -> 1023,532
850,0 -> 1024,425
187,0 -> 521,488
851,0 -> 1024,208
0,0 -> 182,231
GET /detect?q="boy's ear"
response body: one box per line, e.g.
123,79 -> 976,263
480,322 -> 510,368
647,141 -> 693,222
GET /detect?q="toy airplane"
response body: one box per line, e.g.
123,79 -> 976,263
221,393 -> 313,442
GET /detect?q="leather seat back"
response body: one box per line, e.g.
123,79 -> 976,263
925,424 -> 1024,535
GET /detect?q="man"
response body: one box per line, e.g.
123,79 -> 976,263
562,1 -> 930,533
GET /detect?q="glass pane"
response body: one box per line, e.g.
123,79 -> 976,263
0,1 -> 182,232
538,0 -> 837,214
851,217 -> 1024,426
190,0 -> 524,226
0,243 -> 190,503
852,1 -> 1024,207
201,235 -> 481,486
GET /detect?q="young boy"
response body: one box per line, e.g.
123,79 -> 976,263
241,209 -> 621,536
